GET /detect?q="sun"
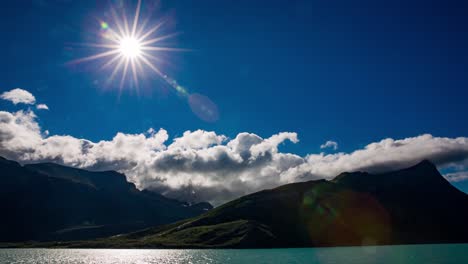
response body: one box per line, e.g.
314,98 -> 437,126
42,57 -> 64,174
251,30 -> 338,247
119,37 -> 142,59
69,0 -> 186,92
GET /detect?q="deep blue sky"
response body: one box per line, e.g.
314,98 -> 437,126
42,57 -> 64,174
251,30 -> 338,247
1,0 -> 468,157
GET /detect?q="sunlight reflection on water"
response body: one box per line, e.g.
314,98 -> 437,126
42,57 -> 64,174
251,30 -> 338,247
1,244 -> 468,264
0,249 -> 206,264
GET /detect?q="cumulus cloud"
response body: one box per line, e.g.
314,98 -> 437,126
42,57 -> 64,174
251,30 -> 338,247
320,140 -> 338,150
168,130 -> 226,150
1,108 -> 468,205
36,104 -> 49,110
0,88 -> 36,105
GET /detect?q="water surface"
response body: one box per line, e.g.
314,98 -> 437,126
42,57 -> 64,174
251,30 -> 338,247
1,244 -> 467,263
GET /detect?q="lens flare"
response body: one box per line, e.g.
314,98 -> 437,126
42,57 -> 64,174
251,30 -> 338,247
301,183 -> 391,246
100,22 -> 109,30
188,94 -> 219,122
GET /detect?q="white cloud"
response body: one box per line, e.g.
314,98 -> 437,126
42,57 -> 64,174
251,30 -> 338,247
445,171 -> 468,182
1,108 -> 468,205
168,130 -> 226,150
250,132 -> 298,159
36,104 -> 49,110
280,135 -> 468,183
320,140 -> 338,150
0,88 -> 36,105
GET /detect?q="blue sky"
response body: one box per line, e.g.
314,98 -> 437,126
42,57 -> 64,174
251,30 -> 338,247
1,0 -> 467,202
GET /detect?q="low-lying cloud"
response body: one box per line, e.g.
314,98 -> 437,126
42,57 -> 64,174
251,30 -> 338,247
1,91 -> 468,205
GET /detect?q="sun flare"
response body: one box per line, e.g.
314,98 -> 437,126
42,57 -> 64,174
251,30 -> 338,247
119,37 -> 142,59
70,0 -> 185,92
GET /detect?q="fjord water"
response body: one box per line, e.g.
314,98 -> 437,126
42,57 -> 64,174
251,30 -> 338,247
1,244 -> 467,264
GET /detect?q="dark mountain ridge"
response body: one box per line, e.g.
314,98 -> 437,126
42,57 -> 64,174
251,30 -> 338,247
0,157 -> 212,242
70,160 -> 468,248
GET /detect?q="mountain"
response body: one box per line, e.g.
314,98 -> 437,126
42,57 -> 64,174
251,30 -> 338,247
69,160 -> 468,248
0,157 -> 212,242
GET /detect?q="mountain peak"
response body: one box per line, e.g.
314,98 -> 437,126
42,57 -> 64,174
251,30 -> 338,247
400,159 -> 442,181
331,159 -> 450,193
412,159 -> 437,169
0,156 -> 20,166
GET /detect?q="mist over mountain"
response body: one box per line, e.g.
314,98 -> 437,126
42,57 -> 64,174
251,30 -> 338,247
70,160 -> 468,248
0,157 -> 211,242
2,107 -> 468,206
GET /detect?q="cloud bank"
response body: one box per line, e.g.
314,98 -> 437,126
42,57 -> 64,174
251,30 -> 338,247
1,90 -> 468,205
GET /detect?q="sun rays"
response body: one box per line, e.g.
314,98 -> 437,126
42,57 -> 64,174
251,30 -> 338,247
69,0 -> 184,93
67,0 -> 219,122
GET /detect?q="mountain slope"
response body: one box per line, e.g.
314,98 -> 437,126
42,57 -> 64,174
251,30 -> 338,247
0,157 -> 212,242
77,160 -> 468,248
